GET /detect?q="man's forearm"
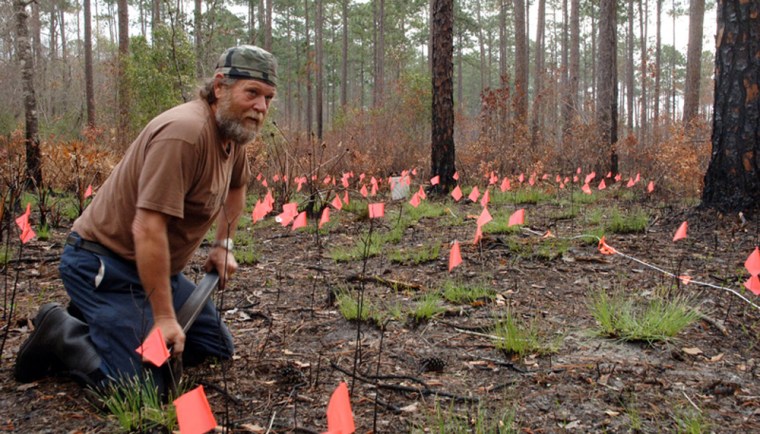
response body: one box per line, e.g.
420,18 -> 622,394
133,210 -> 174,320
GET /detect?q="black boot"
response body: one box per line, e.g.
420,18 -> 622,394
15,303 -> 104,389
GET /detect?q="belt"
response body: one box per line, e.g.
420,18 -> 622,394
65,234 -> 124,261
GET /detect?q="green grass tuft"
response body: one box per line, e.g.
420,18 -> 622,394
441,280 -> 496,305
388,243 -> 440,264
491,311 -> 551,356
606,207 -> 649,234
411,293 -> 445,322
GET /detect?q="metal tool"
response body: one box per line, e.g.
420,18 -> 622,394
176,271 -> 220,333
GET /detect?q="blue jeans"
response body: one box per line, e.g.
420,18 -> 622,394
59,232 -> 234,389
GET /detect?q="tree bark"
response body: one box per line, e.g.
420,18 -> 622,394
654,0 -> 662,141
340,0 -> 348,109
265,0 -> 272,50
565,0 -> 580,130
373,0 -> 385,107
117,0 -> 130,148
683,0 -> 706,125
14,0 -> 42,187
639,0 -> 648,146
84,0 -> 95,127
626,0 -> 634,133
194,0 -> 203,78
513,0 -> 528,122
702,0 -> 760,212
530,0 -> 546,147
316,0 -> 323,140
596,0 -> 618,174
305,0 -> 312,138
431,0 -> 455,193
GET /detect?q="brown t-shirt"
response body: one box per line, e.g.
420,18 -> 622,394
73,99 -> 249,275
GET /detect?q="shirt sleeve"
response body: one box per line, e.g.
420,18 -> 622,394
136,139 -> 198,218
230,146 -> 251,189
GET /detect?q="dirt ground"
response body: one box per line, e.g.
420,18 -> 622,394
1,189 -> 759,433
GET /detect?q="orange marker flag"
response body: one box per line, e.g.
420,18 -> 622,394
325,382 -> 355,434
518,173 -> 525,183
451,185 -> 463,202
360,185 -> 369,198
500,177 -> 511,192
273,174 -> 280,182
581,183 -> 592,195
489,173 -> 499,185
744,275 -> 760,296
370,182 -> 378,196
135,327 -> 170,367
585,172 -> 596,184
626,177 -> 636,188
647,181 -> 655,193
331,194 -> 343,210
453,171 -> 459,180
744,247 -> 760,276
251,200 -> 268,223
476,207 -> 492,228
614,173 -> 622,182
292,211 -> 308,230
468,186 -> 480,203
323,175 -> 332,185
368,203 -> 385,218
319,207 -> 331,229
480,189 -> 490,207
605,171 -> 612,178
473,226 -> 483,245
598,179 -> 606,190
174,385 -> 217,434
528,174 -> 535,186
449,240 -> 462,271
418,185 -> 427,200
15,203 -> 35,244
576,167 -> 582,174
343,191 -> 350,206
430,175 -> 440,185
84,184 -> 93,199
673,221 -> 688,242
598,236 -> 617,255
508,208 -> 525,226
409,192 -> 421,208
261,179 -> 268,188
678,275 -> 692,285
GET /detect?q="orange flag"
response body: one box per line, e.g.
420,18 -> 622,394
453,171 -> 459,180
472,226 -> 483,245
679,275 -> 692,285
319,207 -> 330,229
135,328 -> 170,367
476,207 -> 492,228
500,177 -> 511,192
745,247 -> 760,276
598,179 -> 606,190
417,185 -> 427,200
518,173 -> 525,183
409,192 -> 421,208
584,172 -> 596,184
360,185 -> 369,198
451,185 -> 463,202
673,221 -> 688,242
581,183 -> 592,195
84,184 -> 93,198
744,275 -> 760,296
343,191 -> 350,205
448,240 -> 462,271
480,189 -> 490,207
15,203 -> 35,244
368,203 -> 385,218
292,211 -> 308,230
468,186 -> 480,203
626,177 -> 636,188
647,181 -> 655,193
331,195 -> 343,210
174,386 -> 217,434
325,382 -> 355,434
598,236 -> 617,255
430,175 -> 440,185
508,208 -> 525,226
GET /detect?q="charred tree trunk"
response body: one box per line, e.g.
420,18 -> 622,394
14,0 -> 43,187
430,0 -> 455,194
513,0 -> 528,123
683,0 -> 706,126
702,0 -> 760,212
596,0 -> 618,175
84,0 -> 95,126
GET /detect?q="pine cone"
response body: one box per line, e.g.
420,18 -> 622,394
277,364 -> 307,385
418,357 -> 446,373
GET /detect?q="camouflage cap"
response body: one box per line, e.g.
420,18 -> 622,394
215,45 -> 278,87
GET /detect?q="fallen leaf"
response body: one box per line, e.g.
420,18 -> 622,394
605,410 -> 620,417
240,423 -> 265,433
400,402 -> 419,413
710,353 -> 724,362
682,347 -> 703,356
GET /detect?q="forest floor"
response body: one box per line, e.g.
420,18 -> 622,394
1,185 -> 759,433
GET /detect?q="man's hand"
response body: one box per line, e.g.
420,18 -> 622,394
204,247 -> 238,287
152,315 -> 185,356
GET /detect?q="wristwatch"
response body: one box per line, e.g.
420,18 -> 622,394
212,238 -> 234,251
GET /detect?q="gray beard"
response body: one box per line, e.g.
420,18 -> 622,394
215,101 -> 259,146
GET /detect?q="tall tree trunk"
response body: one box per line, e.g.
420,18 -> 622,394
597,0 -> 618,174
373,0 -> 385,107
476,0 -> 486,92
340,0 -> 348,109
316,0 -> 323,140
702,0 -> 760,212
499,0 -> 508,80
194,0 -> 202,78
431,0 -> 455,193
683,0 -> 706,125
639,0 -> 648,146
258,0 -> 265,46
265,0 -> 272,50
513,0 -> 528,122
565,0 -> 580,130
530,0 -> 545,147
654,0 -> 662,141
305,0 -> 312,138
117,0 -> 130,149
84,0 -> 95,127
626,0 -> 634,133
248,0 -> 257,44
14,0 -> 42,187
152,0 -> 160,35
560,0 -> 568,128
457,28 -> 463,112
